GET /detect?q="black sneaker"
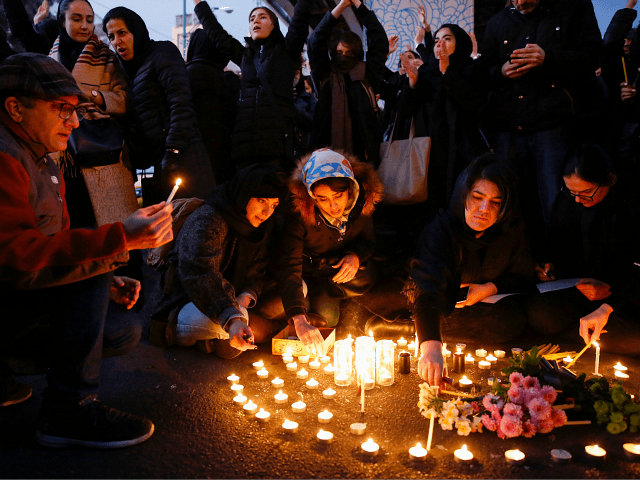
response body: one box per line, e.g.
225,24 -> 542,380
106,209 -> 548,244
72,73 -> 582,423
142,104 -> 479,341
35,401 -> 154,449
0,378 -> 32,407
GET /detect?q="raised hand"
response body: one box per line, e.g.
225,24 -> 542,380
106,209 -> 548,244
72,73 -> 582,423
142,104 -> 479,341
34,1 -> 49,25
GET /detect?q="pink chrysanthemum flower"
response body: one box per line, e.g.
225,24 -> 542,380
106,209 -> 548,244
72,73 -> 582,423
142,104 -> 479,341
508,386 -> 524,405
492,409 -> 502,425
503,403 -> 524,418
523,387 -> 541,407
540,385 -> 557,404
535,417 -> 555,434
522,419 -> 537,438
471,401 -> 480,413
497,425 -> 506,439
500,414 -> 524,438
482,413 -> 497,431
528,397 -> 552,421
483,393 -> 504,412
509,372 -> 524,387
523,376 -> 540,389
551,409 -> 567,428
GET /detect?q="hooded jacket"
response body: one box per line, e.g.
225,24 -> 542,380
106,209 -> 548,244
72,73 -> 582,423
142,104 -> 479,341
277,152 -> 383,318
194,0 -> 312,166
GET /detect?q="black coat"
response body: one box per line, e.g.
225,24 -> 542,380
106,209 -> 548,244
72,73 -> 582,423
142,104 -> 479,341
479,0 -> 602,133
195,0 -> 312,167
308,4 -> 388,166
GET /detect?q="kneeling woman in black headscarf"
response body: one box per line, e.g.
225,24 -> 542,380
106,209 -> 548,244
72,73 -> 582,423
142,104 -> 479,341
151,164 -> 286,359
406,155 -> 536,386
103,7 -> 215,202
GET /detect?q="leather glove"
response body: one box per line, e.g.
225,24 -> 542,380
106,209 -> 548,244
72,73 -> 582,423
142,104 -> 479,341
161,149 -> 181,192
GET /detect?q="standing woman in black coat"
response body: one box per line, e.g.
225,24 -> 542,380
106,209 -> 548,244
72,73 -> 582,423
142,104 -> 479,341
193,0 -> 313,172
103,7 -> 216,202
308,0 -> 388,167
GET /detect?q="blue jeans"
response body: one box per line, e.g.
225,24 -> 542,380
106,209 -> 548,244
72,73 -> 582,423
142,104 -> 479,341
1,272 -> 141,409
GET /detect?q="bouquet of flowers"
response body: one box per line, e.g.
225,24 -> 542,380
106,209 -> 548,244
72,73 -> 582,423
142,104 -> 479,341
418,383 -> 484,436
481,372 -> 567,438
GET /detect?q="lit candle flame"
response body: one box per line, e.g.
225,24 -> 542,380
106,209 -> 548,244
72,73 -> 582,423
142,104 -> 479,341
175,178 -> 182,186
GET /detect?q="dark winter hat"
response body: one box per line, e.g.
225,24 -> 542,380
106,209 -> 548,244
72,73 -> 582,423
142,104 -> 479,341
0,53 -> 84,99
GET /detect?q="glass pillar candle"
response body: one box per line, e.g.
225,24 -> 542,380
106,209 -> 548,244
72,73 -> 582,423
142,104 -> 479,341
376,340 -> 395,386
356,336 -> 376,390
334,339 -> 353,387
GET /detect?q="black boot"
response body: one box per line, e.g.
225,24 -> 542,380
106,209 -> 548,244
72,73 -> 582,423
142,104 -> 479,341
364,315 -> 415,339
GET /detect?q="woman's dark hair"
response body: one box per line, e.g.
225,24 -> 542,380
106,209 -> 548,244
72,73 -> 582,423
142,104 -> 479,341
329,31 -> 364,60
248,7 -> 281,33
311,177 -> 351,195
57,0 -> 94,26
563,144 -> 616,187
454,154 -> 517,224
398,50 -> 419,69
434,24 -> 472,59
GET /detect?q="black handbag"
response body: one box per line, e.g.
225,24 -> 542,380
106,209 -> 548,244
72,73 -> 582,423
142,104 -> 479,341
68,117 -> 124,167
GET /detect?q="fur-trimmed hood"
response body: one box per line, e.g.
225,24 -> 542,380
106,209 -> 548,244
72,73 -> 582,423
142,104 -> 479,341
289,150 -> 383,226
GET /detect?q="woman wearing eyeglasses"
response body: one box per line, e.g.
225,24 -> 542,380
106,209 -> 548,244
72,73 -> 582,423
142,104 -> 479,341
530,143 -> 640,355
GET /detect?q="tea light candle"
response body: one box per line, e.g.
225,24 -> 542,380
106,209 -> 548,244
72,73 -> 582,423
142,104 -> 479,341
551,449 -> 572,464
478,360 -> 491,370
286,362 -> 297,372
323,364 -> 335,374
243,400 -> 258,415
256,368 -> 269,379
486,354 -> 498,364
361,438 -> 379,456
397,337 -> 407,348
309,359 -> 321,370
274,390 -> 288,404
585,444 -> 606,461
408,341 -> 416,352
255,408 -> 270,423
505,449 -> 525,466
458,375 -> 473,392
227,374 -> 239,384
230,384 -> 244,395
335,374 -> 349,385
623,443 -> 640,459
409,442 -> 428,460
252,360 -> 264,370
298,355 -> 310,364
282,354 -> 293,364
443,348 -> 452,358
456,343 -> 466,351
614,362 -> 628,371
475,349 -> 487,358
511,347 -> 523,359
350,423 -> 366,435
320,355 -> 331,364
297,368 -> 309,379
615,371 -> 630,380
282,419 -> 298,433
464,354 -> 475,365
454,444 -> 474,464
271,377 -> 284,389
306,378 -> 319,389
322,388 -> 336,400
233,394 -> 247,406
317,429 -> 334,444
291,400 -> 306,413
166,178 -> 181,203
364,378 -> 375,389
318,410 -> 333,424
488,377 -> 495,386
494,350 -> 506,358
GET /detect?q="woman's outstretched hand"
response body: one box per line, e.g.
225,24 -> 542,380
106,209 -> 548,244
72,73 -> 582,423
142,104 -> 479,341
292,315 -> 326,357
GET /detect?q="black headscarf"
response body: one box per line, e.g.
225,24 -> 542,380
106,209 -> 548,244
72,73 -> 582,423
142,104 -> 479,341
56,1 -> 93,72
434,24 -> 473,62
102,7 -> 152,79
186,28 -> 229,69
248,7 -> 284,45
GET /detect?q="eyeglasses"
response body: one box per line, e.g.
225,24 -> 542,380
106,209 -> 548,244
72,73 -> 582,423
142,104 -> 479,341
52,102 -> 87,121
560,184 -> 600,201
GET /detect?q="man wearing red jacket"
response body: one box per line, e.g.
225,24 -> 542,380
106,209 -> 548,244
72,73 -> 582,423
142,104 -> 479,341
0,53 -> 173,448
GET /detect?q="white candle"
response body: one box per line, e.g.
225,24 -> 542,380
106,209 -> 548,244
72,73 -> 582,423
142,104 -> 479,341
360,377 -> 365,413
255,408 -> 270,423
505,449 -> 525,465
233,394 -> 247,406
615,371 -> 629,379
459,375 -> 473,392
494,350 -> 506,358
409,442 -> 428,460
271,377 -> 284,389
454,444 -> 474,464
309,359 -> 321,370
286,362 -> 297,372
320,355 -> 331,364
227,374 -> 239,384
252,360 -> 264,370
166,178 -> 181,203
317,429 -> 334,444
585,444 -> 606,460
335,374 -> 349,385
256,368 -> 269,379
486,354 -> 498,364
298,355 -> 310,364
282,419 -> 298,433
297,369 -> 309,379
464,354 -> 475,365
364,378 -> 374,389
478,360 -> 491,370
551,449 -> 572,464
243,400 -> 257,415
397,337 -> 407,348
322,388 -> 336,400
291,401 -> 306,413
230,384 -> 244,395
306,378 -> 319,389
623,443 -> 640,459
361,438 -> 379,456
594,341 -> 601,376
475,349 -> 487,358
323,364 -> 335,374
318,410 -> 333,424
282,355 -> 293,364
614,362 -> 628,371
443,348 -> 451,358
274,390 -> 288,404
350,423 -> 366,435
511,347 -> 523,359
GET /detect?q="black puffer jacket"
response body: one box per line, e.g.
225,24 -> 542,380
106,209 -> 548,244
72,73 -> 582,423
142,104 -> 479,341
195,0 -> 312,167
480,0 -> 602,133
